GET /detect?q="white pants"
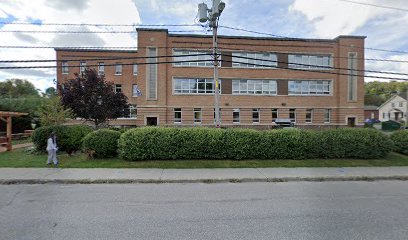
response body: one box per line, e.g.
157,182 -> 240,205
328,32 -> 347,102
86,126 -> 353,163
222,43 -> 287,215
47,150 -> 58,165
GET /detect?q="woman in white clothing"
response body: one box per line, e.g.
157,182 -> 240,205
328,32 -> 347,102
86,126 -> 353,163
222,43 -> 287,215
46,132 -> 59,167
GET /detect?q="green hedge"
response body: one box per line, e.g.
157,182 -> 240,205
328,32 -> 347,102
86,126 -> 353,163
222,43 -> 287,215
118,127 -> 392,161
82,129 -> 121,158
390,130 -> 408,155
32,125 -> 93,153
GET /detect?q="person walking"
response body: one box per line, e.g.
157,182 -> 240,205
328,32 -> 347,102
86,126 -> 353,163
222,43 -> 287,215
46,132 -> 59,167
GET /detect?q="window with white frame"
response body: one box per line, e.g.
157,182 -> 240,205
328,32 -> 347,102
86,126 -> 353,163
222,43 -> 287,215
194,108 -> 202,124
173,78 -> 221,94
289,109 -> 296,123
252,108 -> 260,123
213,108 -> 222,123
132,84 -> 141,97
288,80 -> 331,95
62,61 -> 69,74
115,63 -> 122,75
98,62 -> 105,75
306,109 -> 313,123
232,79 -> 277,95
391,102 -> 395,107
288,54 -> 332,69
133,64 -> 138,75
174,108 -> 182,123
272,109 -> 278,122
233,109 -> 240,123
114,84 -> 122,93
232,52 -> 277,68
173,50 -> 213,67
122,105 -> 137,118
80,61 -> 86,74
399,102 -> 404,107
324,109 -> 331,123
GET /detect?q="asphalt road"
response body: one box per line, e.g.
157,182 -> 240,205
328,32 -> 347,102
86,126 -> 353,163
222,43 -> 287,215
1,181 -> 408,240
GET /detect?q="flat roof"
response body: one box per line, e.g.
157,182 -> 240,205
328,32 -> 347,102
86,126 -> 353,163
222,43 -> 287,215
55,48 -> 138,53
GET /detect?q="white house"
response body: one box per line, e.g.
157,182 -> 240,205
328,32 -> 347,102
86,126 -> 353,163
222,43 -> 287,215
378,93 -> 407,122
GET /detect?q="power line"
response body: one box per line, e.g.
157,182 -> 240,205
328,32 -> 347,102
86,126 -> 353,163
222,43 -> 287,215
0,30 -> 205,34
337,0 -> 408,12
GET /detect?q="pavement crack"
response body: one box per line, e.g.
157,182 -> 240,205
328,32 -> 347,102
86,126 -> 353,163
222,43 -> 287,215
0,190 -> 21,211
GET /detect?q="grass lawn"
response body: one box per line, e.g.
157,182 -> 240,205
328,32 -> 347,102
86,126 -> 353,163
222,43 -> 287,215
0,148 -> 408,168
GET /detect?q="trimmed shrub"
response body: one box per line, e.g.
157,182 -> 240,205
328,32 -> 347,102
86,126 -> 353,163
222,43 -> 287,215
315,128 -> 393,159
32,125 -> 93,153
82,129 -> 121,158
118,127 -> 393,161
390,130 -> 408,155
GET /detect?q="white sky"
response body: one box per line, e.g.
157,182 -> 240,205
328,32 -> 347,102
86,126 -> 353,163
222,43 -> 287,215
0,0 -> 407,92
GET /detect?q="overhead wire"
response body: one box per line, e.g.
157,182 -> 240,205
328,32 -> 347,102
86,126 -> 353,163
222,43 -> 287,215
336,0 -> 408,12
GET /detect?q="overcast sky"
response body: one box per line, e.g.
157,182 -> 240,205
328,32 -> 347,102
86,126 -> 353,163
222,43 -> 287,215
0,0 -> 407,92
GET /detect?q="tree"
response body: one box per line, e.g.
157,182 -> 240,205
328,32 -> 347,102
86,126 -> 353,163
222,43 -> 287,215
365,81 -> 408,106
37,96 -> 73,126
59,69 -> 129,128
44,87 -> 57,98
0,79 -> 40,98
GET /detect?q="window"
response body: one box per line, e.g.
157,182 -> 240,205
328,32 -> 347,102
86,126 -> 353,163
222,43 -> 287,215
62,61 -> 69,74
122,105 -> 137,118
391,103 -> 395,107
324,109 -> 331,123
115,63 -> 122,75
173,78 -> 221,94
194,108 -> 202,124
147,48 -> 157,99
289,109 -> 296,123
288,54 -> 332,69
232,79 -> 277,95
348,53 -> 357,101
306,109 -> 313,123
288,80 -> 331,95
174,108 -> 182,124
80,61 -> 86,74
383,112 -> 386,119
399,102 -> 404,107
233,109 -> 240,123
114,84 -> 122,93
252,108 -> 260,123
133,64 -> 138,75
272,109 -> 278,122
173,50 -> 213,67
232,52 -> 277,68
132,84 -> 142,97
213,108 -> 222,123
98,62 -> 105,75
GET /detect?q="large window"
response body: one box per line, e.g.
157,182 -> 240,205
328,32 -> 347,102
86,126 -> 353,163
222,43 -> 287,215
306,109 -> 313,123
80,61 -> 86,74
348,53 -> 357,101
173,50 -> 213,67
232,52 -> 277,68
115,63 -> 122,75
289,109 -> 296,123
233,109 -> 240,123
173,78 -> 221,94
288,54 -> 332,69
62,61 -> 69,74
252,108 -> 260,123
324,109 -> 331,123
272,109 -> 278,122
174,108 -> 182,124
122,105 -> 137,119
98,62 -> 105,75
232,80 -> 277,95
194,108 -> 202,124
288,80 -> 331,95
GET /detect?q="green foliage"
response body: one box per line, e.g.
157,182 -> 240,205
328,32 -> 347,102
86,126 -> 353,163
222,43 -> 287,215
390,130 -> 408,155
82,129 -> 121,158
37,96 -> 73,126
364,81 -> 408,106
32,125 -> 93,153
118,127 -> 392,161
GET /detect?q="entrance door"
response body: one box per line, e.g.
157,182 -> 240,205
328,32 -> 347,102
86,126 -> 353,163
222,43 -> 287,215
347,117 -> 356,127
146,117 -> 158,126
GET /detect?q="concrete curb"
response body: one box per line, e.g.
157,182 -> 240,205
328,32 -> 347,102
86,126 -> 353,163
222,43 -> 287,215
1,176 -> 408,185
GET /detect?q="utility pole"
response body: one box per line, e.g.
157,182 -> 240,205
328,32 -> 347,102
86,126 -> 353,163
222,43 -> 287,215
198,0 -> 226,128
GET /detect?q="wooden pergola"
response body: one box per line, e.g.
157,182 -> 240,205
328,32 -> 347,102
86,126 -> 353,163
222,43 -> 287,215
0,111 -> 28,151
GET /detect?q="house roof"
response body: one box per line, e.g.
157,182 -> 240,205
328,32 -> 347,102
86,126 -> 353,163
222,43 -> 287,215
364,105 -> 379,110
377,93 -> 408,110
398,92 -> 407,100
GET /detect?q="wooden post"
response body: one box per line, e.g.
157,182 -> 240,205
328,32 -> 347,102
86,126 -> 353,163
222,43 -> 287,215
6,116 -> 12,151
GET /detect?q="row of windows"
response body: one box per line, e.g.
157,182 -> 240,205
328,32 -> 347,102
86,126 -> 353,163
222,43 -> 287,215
113,84 -> 142,97
174,108 -> 331,124
173,50 -> 332,69
391,102 -> 405,107
62,61 -> 138,76
173,78 -> 332,95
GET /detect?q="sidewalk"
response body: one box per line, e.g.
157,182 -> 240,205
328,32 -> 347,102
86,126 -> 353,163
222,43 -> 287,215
1,167 -> 408,184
